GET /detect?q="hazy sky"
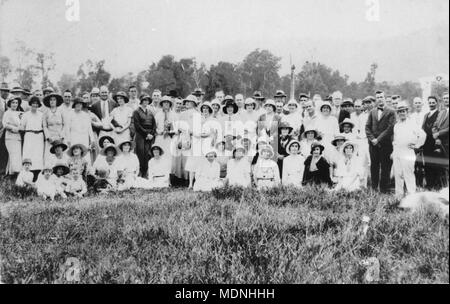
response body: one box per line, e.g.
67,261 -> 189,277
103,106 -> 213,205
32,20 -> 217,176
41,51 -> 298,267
0,0 -> 448,85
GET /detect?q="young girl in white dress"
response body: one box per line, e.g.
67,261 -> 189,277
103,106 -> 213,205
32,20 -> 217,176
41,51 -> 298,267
253,145 -> 280,189
193,148 -> 221,192
282,140 -> 305,187
333,141 -> 365,192
226,145 -> 251,187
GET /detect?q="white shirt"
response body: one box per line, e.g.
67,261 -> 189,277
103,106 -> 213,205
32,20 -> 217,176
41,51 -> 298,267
351,112 -> 368,140
393,118 -> 426,157
226,158 -> 251,187
282,154 -> 305,186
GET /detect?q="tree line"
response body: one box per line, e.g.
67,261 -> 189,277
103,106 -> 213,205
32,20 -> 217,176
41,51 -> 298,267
1,40 -> 448,100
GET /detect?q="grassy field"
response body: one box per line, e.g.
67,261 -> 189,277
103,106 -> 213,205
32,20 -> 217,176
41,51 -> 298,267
0,177 -> 448,284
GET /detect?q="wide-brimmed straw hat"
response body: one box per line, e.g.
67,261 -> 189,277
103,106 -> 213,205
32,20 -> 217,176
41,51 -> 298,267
0,82 -> 10,92
6,96 -> 22,108
286,140 -> 301,155
244,98 -> 257,108
200,101 -> 213,113
118,140 -> 133,151
263,99 -> 277,111
253,91 -> 265,101
222,100 -> 238,114
258,144 -> 274,158
339,118 -> 355,129
113,91 -> 129,103
98,136 -> 115,149
10,86 -> 25,94
331,134 -> 347,146
183,94 -> 199,106
310,141 -> 325,154
191,88 -> 205,96
67,143 -> 88,157
274,90 -> 287,98
159,95 -> 173,107
43,93 -> 64,107
50,140 -> 68,154
320,101 -> 332,112
139,94 -> 153,104
278,121 -> 293,133
302,128 -> 319,139
340,140 -> 358,155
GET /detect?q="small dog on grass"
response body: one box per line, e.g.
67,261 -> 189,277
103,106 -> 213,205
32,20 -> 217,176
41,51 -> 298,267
399,187 -> 449,218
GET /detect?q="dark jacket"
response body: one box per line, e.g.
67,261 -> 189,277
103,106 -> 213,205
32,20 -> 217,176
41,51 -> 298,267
422,110 -> 440,154
302,155 -> 332,186
365,107 -> 396,147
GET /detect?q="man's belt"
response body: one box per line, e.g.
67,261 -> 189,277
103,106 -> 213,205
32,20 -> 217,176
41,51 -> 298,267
153,175 -> 165,178
24,130 -> 43,134
257,178 -> 274,181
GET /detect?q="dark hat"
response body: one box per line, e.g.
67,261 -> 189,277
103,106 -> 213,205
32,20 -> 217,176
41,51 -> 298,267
167,89 -> 178,98
28,96 -> 42,107
6,96 -> 22,108
72,97 -> 87,108
392,95 -> 401,100
200,102 -> 213,114
100,144 -> 120,157
113,91 -> 129,103
192,88 -> 205,96
274,90 -> 287,98
341,99 -> 354,107
310,141 -> 325,154
222,100 -> 238,114
50,140 -> 68,154
139,94 -> 153,104
52,163 -> 70,176
98,135 -> 115,149
299,93 -> 310,99
221,95 -> 234,105
67,143 -> 88,157
253,91 -> 265,101
43,93 -> 64,107
150,145 -> 164,156
278,121 -> 293,133
10,86 -> 25,94
363,96 -> 376,103
22,88 -> 32,96
0,82 -> 9,92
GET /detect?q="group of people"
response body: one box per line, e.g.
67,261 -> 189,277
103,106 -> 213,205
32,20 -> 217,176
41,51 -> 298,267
0,81 -> 448,200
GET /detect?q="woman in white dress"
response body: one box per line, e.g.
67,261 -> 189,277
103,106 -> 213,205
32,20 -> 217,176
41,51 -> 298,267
253,144 -> 281,189
42,93 -> 65,165
333,141 -> 364,192
154,96 -> 178,169
316,101 -> 339,152
66,98 -> 95,163
300,128 -> 320,158
115,140 -> 140,190
193,148 -> 221,192
92,144 -> 120,190
20,96 -> 44,179
145,145 -> 171,189
2,97 -> 23,175
226,145 -> 251,187
111,91 -> 132,144
282,140 -> 305,187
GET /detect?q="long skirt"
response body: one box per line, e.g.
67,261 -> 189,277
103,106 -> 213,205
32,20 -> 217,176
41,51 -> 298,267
135,134 -> 153,178
23,132 -> 44,171
5,138 -> 22,174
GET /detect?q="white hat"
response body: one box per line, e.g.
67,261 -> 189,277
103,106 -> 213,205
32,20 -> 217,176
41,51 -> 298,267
286,140 -> 301,155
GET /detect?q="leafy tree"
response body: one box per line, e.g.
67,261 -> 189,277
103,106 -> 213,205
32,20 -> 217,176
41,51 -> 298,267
57,73 -> 78,93
204,61 -> 241,100
77,60 -> 111,92
13,40 -> 38,89
36,52 -> 56,88
239,49 -> 281,97
0,56 -> 12,82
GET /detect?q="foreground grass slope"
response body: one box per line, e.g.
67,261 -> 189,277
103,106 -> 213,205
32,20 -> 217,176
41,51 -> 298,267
0,180 -> 448,284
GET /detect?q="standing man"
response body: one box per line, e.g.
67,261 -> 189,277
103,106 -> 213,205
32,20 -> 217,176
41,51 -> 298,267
151,89 -> 162,113
235,93 -> 245,115
90,85 -> 118,136
215,90 -> 225,105
59,89 -> 73,124
192,88 -> 205,104
365,90 -> 396,193
253,91 -> 266,117
410,97 -> 427,187
0,83 -> 10,176
421,96 -> 440,189
432,93 -> 449,187
351,99 -> 370,186
331,91 -> 343,118
128,85 -> 140,111
302,100 -> 318,131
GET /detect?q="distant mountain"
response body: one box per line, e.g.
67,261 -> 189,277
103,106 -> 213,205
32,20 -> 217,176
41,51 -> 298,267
196,24 -> 449,83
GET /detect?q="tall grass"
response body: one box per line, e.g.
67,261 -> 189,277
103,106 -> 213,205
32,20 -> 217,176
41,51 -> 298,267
0,178 -> 448,283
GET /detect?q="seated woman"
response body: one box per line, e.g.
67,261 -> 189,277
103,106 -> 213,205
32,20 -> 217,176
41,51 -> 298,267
215,140 -> 230,179
333,141 -> 364,192
143,145 -> 171,189
282,140 -> 305,187
253,144 -> 280,189
302,142 -> 333,187
300,128 -> 320,158
226,145 -> 251,187
115,140 -> 141,191
92,144 -> 120,190
193,148 -> 221,192
67,143 -> 91,181
47,140 -> 69,168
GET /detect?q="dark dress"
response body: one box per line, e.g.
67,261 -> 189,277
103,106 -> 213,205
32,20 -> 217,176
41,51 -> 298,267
302,155 -> 332,187
277,135 -> 294,177
133,107 -> 156,178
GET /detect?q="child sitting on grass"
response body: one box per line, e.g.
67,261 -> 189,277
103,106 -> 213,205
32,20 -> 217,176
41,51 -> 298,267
53,163 -> 70,199
93,167 -> 114,194
65,168 -> 87,198
15,158 -> 35,189
35,166 -> 58,201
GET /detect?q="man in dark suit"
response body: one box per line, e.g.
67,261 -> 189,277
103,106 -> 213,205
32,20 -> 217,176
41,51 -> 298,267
421,96 -> 440,189
365,90 -> 396,193
433,92 -> 449,187
90,85 -> 118,134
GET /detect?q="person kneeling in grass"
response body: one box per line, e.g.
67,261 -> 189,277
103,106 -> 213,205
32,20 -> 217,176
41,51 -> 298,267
143,145 -> 171,189
16,158 -> 35,189
52,163 -> 70,199
65,168 -> 87,197
226,144 -> 251,187
193,148 -> 221,192
35,166 -> 58,201
253,144 -> 280,189
282,140 -> 305,187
